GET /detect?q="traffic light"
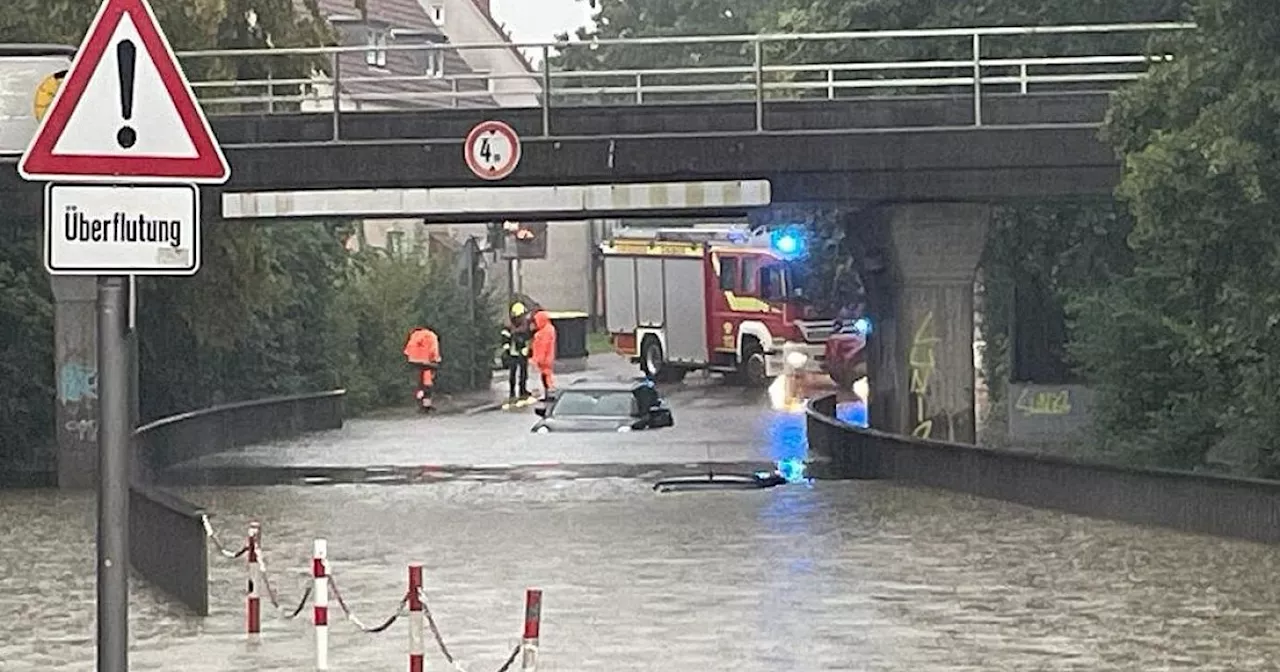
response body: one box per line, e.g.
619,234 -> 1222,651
502,221 -> 547,259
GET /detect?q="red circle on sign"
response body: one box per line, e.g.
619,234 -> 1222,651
464,120 -> 521,181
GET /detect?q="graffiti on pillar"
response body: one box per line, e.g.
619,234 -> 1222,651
64,419 -> 98,443
58,361 -> 98,405
908,311 -> 940,438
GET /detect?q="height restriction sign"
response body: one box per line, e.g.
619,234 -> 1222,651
464,120 -> 521,181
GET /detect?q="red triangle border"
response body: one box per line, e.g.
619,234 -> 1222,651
19,0 -> 230,183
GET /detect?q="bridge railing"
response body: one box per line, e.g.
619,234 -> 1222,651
176,22 -> 1193,133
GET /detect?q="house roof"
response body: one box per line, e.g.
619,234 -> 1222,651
315,0 -> 496,109
465,0 -> 538,74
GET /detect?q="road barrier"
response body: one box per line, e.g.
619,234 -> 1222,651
204,517 -> 535,671
131,485 -> 210,615
805,394 -> 1280,545
135,389 -> 346,478
128,389 -> 349,617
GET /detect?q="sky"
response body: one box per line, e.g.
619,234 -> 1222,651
489,0 -> 596,45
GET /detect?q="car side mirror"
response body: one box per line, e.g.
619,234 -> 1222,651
534,405 -> 547,417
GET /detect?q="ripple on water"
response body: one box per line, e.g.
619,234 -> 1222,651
1,479 -> 1280,671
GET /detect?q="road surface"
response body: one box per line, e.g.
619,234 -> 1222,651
166,355 -> 815,484
3,356 -> 1277,670
3,480 -> 1280,671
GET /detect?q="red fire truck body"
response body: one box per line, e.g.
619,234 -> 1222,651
601,227 -> 839,385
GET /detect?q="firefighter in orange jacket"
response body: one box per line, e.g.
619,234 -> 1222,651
530,310 -> 557,398
403,325 -> 441,412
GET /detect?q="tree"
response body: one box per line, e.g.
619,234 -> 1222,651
1071,0 -> 1280,474
0,1 -> 499,466
0,222 -> 54,470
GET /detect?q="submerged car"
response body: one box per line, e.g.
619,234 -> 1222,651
531,379 -> 674,433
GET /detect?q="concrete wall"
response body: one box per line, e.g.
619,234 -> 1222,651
1006,383 -> 1095,442
130,485 -> 209,616
806,395 -> 1280,546
135,390 -> 347,477
435,220 -> 601,314
426,0 -> 541,107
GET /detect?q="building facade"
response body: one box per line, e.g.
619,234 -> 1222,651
318,0 -> 605,317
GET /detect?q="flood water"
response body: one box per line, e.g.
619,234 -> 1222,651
2,478 -> 1280,671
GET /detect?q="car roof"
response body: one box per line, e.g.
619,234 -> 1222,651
561,378 -> 654,393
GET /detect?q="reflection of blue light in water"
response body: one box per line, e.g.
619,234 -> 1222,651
764,411 -> 807,464
777,457 -> 807,483
836,401 -> 868,427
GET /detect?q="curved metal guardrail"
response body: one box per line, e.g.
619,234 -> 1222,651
177,22 -> 1194,135
803,394 -> 1280,546
135,389 -> 346,475
130,389 -> 348,616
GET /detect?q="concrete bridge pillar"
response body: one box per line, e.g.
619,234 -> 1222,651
51,276 -> 99,489
48,275 -> 139,489
865,203 -> 989,444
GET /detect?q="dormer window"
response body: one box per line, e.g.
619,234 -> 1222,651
366,29 -> 388,67
425,49 -> 444,77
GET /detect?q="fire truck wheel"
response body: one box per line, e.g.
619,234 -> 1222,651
641,336 -> 687,383
739,340 -> 770,388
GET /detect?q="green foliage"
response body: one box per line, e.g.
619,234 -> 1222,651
0,0 -> 333,114
1071,0 -> 1280,474
0,224 -> 54,469
330,247 -> 501,413
551,0 -> 1187,103
137,224 -> 501,421
0,0 -> 498,469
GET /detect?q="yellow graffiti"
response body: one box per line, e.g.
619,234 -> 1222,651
1015,388 -> 1072,416
909,311 -> 940,438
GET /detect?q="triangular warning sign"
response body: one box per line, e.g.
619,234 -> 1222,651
18,0 -> 230,184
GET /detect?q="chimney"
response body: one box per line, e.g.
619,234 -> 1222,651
472,0 -> 491,15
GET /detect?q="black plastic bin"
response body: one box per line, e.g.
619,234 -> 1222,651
546,311 -> 589,359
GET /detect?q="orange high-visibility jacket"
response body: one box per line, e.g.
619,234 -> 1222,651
530,311 -> 557,371
404,327 -> 441,386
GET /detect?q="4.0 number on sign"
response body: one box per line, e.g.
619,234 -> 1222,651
464,120 -> 521,181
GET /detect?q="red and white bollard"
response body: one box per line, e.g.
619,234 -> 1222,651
247,521 -> 261,640
521,588 -> 542,672
313,539 -> 329,670
408,564 -> 424,672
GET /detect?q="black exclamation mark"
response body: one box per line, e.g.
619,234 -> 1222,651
116,40 -> 137,149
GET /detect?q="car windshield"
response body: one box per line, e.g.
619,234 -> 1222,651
550,390 -> 637,417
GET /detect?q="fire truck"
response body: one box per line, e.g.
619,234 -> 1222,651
601,225 -> 846,388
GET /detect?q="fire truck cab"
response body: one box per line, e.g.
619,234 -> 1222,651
601,225 -> 834,386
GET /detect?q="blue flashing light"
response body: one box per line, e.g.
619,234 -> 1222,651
775,233 -> 799,255
769,227 -> 806,259
852,317 -> 872,336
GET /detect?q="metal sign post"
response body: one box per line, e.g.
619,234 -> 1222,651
16,0 -> 231,670
95,276 -> 130,672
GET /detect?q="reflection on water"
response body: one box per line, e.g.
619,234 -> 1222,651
3,480 -> 1280,671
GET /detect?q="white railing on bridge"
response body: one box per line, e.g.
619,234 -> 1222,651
172,22 -> 1193,136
